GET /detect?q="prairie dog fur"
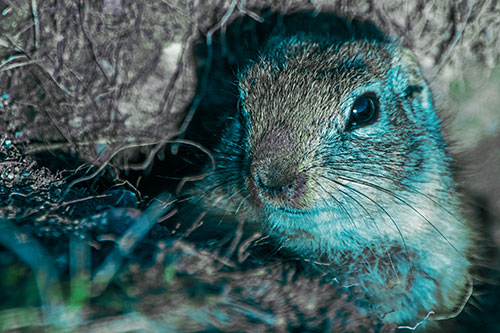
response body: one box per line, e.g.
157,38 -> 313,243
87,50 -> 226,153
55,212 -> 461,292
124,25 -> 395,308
182,20 -> 474,326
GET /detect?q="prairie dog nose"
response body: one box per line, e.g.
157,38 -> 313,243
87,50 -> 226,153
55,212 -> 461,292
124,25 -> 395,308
250,159 -> 307,208
255,162 -> 297,196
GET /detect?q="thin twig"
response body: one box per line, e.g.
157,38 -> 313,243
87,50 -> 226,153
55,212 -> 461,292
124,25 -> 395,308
34,61 -> 75,98
237,232 -> 262,263
0,58 -> 38,70
54,194 -> 112,209
0,55 -> 29,70
206,0 -> 237,45
183,211 -> 206,238
173,139 -> 216,193
216,215 -> 245,270
64,140 -> 168,196
237,0 -> 264,22
31,0 -> 40,50
127,142 -> 167,171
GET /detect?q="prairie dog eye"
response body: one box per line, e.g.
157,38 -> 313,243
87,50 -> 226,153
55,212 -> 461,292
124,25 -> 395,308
346,92 -> 379,130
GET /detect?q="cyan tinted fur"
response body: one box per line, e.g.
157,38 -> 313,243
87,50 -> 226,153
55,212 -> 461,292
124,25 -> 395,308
184,31 -> 473,326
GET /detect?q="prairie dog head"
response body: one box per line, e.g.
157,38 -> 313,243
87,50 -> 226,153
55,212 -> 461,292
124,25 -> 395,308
234,35 -> 469,252
187,29 -> 473,324
227,35 -> 473,323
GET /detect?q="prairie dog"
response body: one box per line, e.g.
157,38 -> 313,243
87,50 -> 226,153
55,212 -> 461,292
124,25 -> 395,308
182,25 -> 474,326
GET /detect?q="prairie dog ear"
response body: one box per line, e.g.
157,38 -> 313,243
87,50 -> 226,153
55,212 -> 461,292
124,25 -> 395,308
391,45 -> 442,135
392,46 -> 430,100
